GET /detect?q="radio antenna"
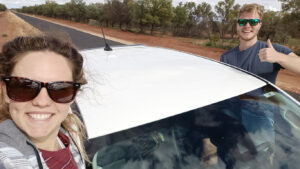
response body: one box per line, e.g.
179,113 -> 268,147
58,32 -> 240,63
100,25 -> 112,51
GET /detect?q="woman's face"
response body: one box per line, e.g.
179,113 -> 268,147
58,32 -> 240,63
3,50 -> 73,142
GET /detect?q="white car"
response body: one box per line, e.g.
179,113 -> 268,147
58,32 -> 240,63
75,45 -> 300,169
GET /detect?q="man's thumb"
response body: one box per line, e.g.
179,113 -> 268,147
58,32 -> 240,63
267,39 -> 274,48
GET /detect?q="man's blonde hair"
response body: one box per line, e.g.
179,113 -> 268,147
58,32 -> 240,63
238,3 -> 264,20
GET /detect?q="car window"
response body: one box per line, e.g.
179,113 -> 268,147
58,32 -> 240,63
85,84 -> 300,169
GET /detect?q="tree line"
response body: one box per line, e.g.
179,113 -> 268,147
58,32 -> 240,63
0,3 -> 7,11
16,0 -> 300,47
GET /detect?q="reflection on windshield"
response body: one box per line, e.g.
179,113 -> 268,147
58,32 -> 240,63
86,84 -> 300,169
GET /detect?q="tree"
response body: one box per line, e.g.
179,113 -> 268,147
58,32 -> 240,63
228,4 -> 240,38
54,4 -> 70,19
86,3 -> 98,20
259,11 -> 281,41
279,0 -> 300,38
128,0 -> 147,33
36,5 -> 44,15
42,1 -> 58,17
280,0 -> 300,17
195,2 -> 215,38
172,2 -> 188,36
172,2 -> 188,27
109,0 -> 131,29
214,0 -> 236,39
0,3 -> 7,11
183,2 -> 198,36
106,0 -> 118,27
144,0 -> 174,34
121,0 -> 133,30
102,3 -> 112,27
65,0 -> 86,22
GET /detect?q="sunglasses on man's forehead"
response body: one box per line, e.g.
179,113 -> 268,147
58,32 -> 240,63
2,76 -> 81,103
237,19 -> 260,26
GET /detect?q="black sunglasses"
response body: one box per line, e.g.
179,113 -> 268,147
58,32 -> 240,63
2,76 -> 81,103
237,19 -> 260,26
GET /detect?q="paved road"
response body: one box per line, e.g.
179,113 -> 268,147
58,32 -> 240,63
15,13 -> 300,102
15,13 -> 123,50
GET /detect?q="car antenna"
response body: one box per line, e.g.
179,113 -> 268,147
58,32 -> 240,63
100,25 -> 112,51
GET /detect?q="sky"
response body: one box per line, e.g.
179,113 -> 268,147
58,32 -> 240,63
0,0 -> 282,11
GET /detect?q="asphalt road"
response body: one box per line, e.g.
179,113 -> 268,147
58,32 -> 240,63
15,13 -> 123,50
15,13 -> 300,102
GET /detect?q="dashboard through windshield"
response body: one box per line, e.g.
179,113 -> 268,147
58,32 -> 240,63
85,84 -> 300,169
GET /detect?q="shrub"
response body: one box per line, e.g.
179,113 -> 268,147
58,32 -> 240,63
205,42 -> 212,46
0,3 -> 7,12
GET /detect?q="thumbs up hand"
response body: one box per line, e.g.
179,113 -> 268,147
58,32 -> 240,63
267,39 -> 274,49
259,39 -> 280,63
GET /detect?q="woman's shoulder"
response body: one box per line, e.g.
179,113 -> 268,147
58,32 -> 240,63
0,142 -> 34,169
0,120 -> 33,153
0,120 -> 42,169
0,142 -> 25,159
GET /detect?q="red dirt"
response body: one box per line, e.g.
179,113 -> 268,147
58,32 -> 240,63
0,11 -> 42,52
1,11 -> 299,94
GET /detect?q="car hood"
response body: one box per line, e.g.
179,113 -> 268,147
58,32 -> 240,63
77,45 -> 266,138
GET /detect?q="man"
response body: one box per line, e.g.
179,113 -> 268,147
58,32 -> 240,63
219,4 -> 300,168
220,3 -> 300,84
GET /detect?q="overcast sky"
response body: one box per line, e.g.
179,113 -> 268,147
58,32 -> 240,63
0,0 -> 282,11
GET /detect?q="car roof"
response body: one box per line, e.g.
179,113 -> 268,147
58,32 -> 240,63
76,45 -> 266,139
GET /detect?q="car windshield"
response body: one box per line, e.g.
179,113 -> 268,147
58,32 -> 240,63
85,84 -> 300,169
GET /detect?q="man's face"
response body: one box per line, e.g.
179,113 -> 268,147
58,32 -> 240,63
236,11 -> 262,42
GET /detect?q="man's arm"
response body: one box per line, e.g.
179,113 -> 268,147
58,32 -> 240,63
277,52 -> 300,75
259,39 -> 300,75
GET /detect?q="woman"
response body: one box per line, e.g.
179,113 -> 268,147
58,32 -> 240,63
0,36 -> 88,168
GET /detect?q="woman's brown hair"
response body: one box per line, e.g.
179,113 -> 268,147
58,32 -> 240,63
0,35 -> 89,162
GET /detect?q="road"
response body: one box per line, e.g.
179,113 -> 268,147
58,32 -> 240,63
15,13 -> 123,50
15,13 -> 300,102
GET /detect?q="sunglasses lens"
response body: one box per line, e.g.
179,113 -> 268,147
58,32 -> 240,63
5,77 -> 39,102
238,19 -> 247,26
250,19 -> 259,26
48,82 -> 79,103
2,76 -> 80,103
238,19 -> 260,26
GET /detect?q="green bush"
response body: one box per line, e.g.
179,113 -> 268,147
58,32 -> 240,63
205,42 -> 212,46
0,3 -> 7,11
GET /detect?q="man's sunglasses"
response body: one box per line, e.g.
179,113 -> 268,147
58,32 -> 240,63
237,19 -> 260,26
2,76 -> 81,103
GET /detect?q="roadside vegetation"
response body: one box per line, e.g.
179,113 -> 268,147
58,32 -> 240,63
15,0 -> 300,54
0,3 -> 7,11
